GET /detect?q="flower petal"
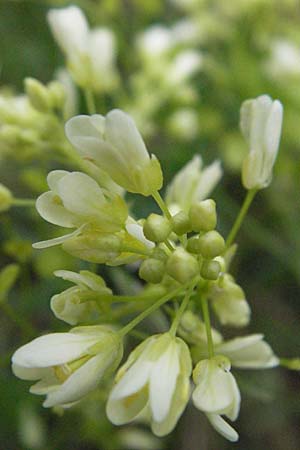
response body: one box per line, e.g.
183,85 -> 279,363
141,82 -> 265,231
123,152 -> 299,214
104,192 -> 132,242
206,414 -> 239,442
36,191 -> 78,228
32,226 -> 84,249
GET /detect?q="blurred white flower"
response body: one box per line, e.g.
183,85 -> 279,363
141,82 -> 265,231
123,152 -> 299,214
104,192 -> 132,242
266,40 -> 300,78
12,326 -> 123,408
240,95 -> 283,190
47,6 -> 118,92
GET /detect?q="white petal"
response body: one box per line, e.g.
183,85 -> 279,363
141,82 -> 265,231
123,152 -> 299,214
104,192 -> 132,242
43,351 -> 115,407
12,332 -> 100,368
206,414 -> 239,442
105,109 -> 149,164
12,364 -> 51,381
57,171 -> 105,218
47,170 -> 70,192
193,160 -> 222,203
110,359 -> 152,401
126,221 -> 154,249
36,191 -> 78,228
149,341 -> 180,423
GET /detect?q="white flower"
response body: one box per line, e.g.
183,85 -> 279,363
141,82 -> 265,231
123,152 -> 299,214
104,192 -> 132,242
106,333 -> 192,436
51,270 -> 112,325
33,170 -> 127,249
47,6 -> 118,92
209,274 -> 251,327
12,326 -> 123,408
65,110 -> 163,196
266,40 -> 300,78
55,68 -> 78,119
137,25 -> 173,59
166,155 -> 222,214
192,356 -> 240,442
240,95 -> 283,190
169,50 -> 202,85
216,334 -> 279,369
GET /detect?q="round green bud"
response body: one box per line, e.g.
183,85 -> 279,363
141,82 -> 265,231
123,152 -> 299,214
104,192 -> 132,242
143,213 -> 171,243
189,199 -> 217,232
198,230 -> 225,259
186,236 -> 202,254
25,78 -> 52,113
166,248 -> 199,284
201,259 -> 221,280
171,211 -> 191,235
139,258 -> 165,284
0,184 -> 13,212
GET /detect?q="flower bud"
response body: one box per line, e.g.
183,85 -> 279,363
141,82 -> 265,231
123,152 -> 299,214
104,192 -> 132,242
151,247 -> 168,262
25,78 -> 52,113
198,231 -> 225,259
139,258 -> 165,284
143,213 -> 171,243
201,259 -> 221,280
171,210 -> 191,235
48,81 -> 66,110
166,248 -> 199,283
63,232 -> 122,263
186,236 -> 202,254
0,184 -> 13,212
189,199 -> 217,232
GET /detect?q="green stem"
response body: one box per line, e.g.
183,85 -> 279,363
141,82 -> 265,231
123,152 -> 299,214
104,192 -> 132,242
152,191 -> 172,220
119,277 -> 198,337
200,294 -> 214,358
169,283 -> 195,336
12,198 -> 36,207
84,88 -> 96,115
225,188 -> 257,248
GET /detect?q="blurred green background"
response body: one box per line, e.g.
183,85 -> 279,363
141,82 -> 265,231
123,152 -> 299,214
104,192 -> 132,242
1,0 -> 300,449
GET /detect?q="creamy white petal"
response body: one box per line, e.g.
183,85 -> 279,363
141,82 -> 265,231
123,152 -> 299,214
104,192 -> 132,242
206,414 -> 239,442
57,171 -> 105,218
12,333 -> 100,368
105,109 -> 149,164
47,170 -> 70,193
36,191 -> 79,228
43,351 -> 114,407
149,341 -> 180,423
110,359 -> 152,401
12,364 -> 51,381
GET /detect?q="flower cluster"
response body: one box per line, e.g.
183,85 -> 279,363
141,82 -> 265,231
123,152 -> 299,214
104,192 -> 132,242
12,93 -> 284,443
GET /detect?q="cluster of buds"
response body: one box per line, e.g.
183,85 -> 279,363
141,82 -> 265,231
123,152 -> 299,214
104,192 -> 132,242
12,93 -> 286,443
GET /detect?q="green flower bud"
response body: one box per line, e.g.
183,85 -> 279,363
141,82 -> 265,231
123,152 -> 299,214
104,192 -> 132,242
25,78 -> 52,113
0,184 -> 13,212
201,259 -> 221,280
63,232 -> 122,263
166,248 -> 199,284
48,81 -> 66,110
186,236 -> 202,254
171,211 -> 192,235
151,247 -> 168,262
198,230 -> 225,259
189,199 -> 217,232
143,213 -> 171,243
139,258 -> 165,284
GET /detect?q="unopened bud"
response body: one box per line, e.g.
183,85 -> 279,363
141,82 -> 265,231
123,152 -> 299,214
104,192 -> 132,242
139,258 -> 165,284
189,199 -> 217,232
186,236 -> 202,254
63,233 -> 122,263
166,248 -> 199,283
0,184 -> 13,212
198,230 -> 225,259
143,213 -> 171,243
151,247 -> 168,262
25,78 -> 52,113
201,259 -> 221,280
171,210 -> 192,235
48,81 -> 66,110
